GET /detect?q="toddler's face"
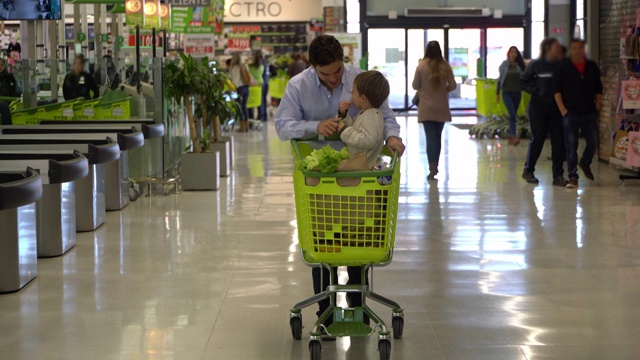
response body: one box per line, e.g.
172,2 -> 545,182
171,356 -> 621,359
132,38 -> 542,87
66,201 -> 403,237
351,87 -> 367,109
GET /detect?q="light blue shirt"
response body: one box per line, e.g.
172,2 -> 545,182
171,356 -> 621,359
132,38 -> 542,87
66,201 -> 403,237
275,64 -> 400,141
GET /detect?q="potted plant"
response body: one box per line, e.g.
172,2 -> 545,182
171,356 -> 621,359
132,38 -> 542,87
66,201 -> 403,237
200,60 -> 242,177
164,53 -> 220,190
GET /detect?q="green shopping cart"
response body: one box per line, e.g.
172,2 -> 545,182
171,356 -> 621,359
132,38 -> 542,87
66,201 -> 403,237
289,140 -> 404,360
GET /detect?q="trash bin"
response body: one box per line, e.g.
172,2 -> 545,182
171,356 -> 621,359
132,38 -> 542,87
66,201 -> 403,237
0,129 -> 144,211
0,168 -> 42,293
0,136 -> 120,232
0,151 -> 89,257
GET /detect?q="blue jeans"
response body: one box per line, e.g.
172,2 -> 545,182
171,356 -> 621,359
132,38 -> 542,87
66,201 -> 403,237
236,85 -> 249,121
502,91 -> 522,136
422,121 -> 446,164
563,112 -> 599,179
259,82 -> 268,120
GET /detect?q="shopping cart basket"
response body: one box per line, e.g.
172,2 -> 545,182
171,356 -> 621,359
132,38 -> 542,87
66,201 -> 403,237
289,140 -> 404,360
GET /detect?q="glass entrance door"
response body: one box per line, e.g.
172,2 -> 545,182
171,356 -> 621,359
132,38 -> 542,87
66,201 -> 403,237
367,28 -> 406,109
447,29 -> 481,109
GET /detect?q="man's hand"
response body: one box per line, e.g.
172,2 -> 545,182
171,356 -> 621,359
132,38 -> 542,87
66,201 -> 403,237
595,100 -> 602,112
317,118 -> 341,137
496,95 -> 501,103
386,136 -> 405,156
559,107 -> 569,117
339,100 -> 351,116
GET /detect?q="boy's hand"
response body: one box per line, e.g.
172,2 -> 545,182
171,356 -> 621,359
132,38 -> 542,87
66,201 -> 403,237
339,100 -> 351,116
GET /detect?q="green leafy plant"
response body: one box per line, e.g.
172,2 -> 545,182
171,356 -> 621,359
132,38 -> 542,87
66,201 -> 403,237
296,145 -> 350,173
469,113 -> 530,140
165,53 -> 241,151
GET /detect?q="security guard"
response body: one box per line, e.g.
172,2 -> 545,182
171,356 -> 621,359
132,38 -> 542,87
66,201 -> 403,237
0,58 -> 20,99
63,56 -> 99,100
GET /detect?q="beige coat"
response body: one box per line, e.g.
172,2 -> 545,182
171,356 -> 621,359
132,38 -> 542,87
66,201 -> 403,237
412,59 -> 457,122
340,108 -> 384,168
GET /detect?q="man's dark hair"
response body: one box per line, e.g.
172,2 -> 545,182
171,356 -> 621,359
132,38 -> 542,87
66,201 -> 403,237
539,37 -> 559,58
354,71 -> 390,108
308,35 -> 343,67
570,38 -> 586,45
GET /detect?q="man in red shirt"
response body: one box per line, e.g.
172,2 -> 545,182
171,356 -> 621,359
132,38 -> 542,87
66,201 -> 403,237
553,39 -> 603,189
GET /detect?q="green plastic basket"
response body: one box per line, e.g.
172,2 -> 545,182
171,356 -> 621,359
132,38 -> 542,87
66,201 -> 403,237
11,99 -> 82,124
291,140 -> 400,266
73,99 -> 101,120
94,98 -> 131,119
269,75 -> 290,100
247,85 -> 262,108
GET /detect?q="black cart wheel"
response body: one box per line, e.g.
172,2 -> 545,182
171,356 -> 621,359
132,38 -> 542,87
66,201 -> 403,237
378,339 -> 391,360
290,316 -> 302,340
392,316 -> 404,339
309,340 -> 322,360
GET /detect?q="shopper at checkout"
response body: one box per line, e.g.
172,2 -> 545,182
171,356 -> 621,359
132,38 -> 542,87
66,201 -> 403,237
0,58 -> 20,99
63,56 -> 99,101
275,34 -> 405,339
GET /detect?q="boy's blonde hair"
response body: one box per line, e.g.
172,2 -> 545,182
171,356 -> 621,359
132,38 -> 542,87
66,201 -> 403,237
353,70 -> 390,108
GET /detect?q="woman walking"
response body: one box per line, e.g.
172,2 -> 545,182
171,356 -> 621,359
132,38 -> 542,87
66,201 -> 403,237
497,46 -> 526,145
412,41 -> 457,181
228,53 -> 251,132
248,51 -> 266,121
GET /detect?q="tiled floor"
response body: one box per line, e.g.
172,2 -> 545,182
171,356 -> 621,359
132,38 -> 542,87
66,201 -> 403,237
1,116 -> 640,360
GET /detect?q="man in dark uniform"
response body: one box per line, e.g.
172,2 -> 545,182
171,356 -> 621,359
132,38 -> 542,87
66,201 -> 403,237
0,59 -> 20,98
63,56 -> 99,100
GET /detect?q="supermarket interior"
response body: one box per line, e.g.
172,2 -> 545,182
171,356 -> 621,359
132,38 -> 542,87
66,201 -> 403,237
0,0 -> 640,360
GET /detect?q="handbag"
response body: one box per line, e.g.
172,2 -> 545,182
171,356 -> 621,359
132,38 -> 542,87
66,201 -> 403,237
411,92 -> 419,106
241,65 -> 258,86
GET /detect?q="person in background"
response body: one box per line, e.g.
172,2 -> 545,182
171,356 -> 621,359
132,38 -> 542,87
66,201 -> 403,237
519,38 -> 568,186
228,53 -> 251,132
0,58 -> 20,99
496,46 -> 526,146
6,38 -> 20,58
275,35 -> 405,339
412,41 -> 457,181
287,53 -> 306,78
553,39 -> 603,189
63,56 -> 99,101
248,50 -> 265,121
260,53 -> 270,121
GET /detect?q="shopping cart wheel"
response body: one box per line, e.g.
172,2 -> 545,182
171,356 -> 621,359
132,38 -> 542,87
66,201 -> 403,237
309,340 -> 322,360
392,316 -> 404,339
378,339 -> 391,360
290,316 -> 302,340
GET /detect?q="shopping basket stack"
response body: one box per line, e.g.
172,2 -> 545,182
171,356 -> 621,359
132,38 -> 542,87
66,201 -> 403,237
289,140 -> 404,360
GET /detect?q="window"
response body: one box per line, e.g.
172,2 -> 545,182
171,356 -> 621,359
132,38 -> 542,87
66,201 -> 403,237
346,0 -> 360,34
574,0 -> 586,39
530,0 -> 545,58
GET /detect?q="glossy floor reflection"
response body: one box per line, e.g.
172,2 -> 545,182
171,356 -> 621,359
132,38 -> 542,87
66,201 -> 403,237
1,117 -> 640,360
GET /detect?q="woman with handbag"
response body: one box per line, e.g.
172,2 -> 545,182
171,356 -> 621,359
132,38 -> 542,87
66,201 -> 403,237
229,53 -> 253,132
412,41 -> 457,181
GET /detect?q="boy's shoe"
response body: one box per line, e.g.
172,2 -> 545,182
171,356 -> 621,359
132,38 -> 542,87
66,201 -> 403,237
553,176 -> 569,187
522,171 -> 539,184
566,178 -> 578,189
579,163 -> 595,180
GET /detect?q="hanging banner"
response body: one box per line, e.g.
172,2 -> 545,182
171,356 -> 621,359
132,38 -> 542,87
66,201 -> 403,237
170,0 -> 211,5
326,33 -> 361,66
170,0 -> 224,34
143,0 -> 160,29
622,80 -> 640,109
125,0 -> 145,26
159,2 -> 172,30
184,34 -> 216,56
224,0 -> 322,22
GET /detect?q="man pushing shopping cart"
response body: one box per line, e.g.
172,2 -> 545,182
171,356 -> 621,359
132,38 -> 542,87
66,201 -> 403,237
275,34 -> 406,360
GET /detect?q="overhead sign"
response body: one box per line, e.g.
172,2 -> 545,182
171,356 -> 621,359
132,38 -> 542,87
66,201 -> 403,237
171,0 -> 224,34
170,0 -> 210,6
125,0 -> 144,26
159,2 -> 172,30
143,0 -> 160,29
224,0 -> 322,22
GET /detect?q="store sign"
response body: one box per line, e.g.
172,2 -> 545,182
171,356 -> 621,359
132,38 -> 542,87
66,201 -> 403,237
170,0 -> 210,6
184,34 -> 216,56
227,34 -> 251,51
125,0 -> 144,26
128,35 -> 163,47
171,0 -> 224,34
159,3 -> 172,30
224,0 -> 322,22
143,0 -> 160,29
326,33 -> 361,66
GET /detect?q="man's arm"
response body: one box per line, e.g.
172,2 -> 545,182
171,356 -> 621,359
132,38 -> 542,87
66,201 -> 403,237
594,64 -> 603,111
519,61 -> 537,94
552,62 -> 568,116
274,84 -> 320,140
554,92 -> 568,116
340,112 -> 383,150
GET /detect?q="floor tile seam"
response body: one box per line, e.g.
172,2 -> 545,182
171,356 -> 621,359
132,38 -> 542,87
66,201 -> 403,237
201,273 -> 236,360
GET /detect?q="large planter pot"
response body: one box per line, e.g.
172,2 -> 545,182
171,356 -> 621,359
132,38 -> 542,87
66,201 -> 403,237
210,139 -> 232,177
220,135 -> 234,169
181,151 -> 220,191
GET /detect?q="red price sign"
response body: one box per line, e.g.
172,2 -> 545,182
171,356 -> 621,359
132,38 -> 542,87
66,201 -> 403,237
228,37 -> 251,51
185,46 -> 215,55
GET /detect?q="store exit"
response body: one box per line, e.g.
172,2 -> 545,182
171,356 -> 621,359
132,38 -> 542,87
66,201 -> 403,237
367,27 -> 524,111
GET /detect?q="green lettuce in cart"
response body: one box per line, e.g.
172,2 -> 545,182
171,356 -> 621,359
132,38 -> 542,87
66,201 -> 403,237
297,145 -> 350,173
